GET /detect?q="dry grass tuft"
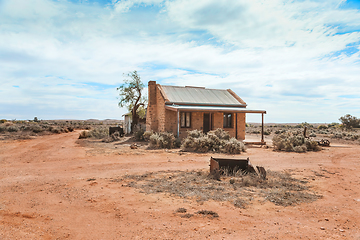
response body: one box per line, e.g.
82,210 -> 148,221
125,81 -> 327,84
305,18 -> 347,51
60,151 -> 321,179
118,169 -> 321,208
196,210 -> 219,218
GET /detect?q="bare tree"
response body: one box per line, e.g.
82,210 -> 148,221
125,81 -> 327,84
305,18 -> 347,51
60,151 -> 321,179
117,71 -> 146,133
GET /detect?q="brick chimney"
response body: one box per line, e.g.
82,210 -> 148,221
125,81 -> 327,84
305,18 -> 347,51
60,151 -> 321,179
146,81 -> 158,132
148,81 -> 157,106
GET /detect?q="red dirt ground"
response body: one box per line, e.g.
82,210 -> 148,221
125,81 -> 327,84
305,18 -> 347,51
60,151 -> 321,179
1,131 -> 360,239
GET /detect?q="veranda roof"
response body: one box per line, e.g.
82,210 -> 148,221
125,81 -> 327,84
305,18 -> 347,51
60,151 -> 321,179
165,104 -> 266,114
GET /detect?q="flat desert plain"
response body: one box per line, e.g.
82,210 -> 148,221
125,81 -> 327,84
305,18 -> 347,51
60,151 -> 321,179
1,131 -> 360,239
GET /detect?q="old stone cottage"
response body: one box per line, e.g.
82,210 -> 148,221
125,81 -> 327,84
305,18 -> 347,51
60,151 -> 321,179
146,81 -> 266,142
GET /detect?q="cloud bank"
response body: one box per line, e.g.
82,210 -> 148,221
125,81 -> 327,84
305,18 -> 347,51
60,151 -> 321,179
0,0 -> 359,122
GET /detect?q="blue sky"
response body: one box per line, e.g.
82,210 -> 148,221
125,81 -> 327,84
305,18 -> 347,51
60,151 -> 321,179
0,0 -> 360,123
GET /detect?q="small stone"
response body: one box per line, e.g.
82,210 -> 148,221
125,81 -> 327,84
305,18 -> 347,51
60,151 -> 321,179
339,229 -> 345,232
320,227 -> 325,230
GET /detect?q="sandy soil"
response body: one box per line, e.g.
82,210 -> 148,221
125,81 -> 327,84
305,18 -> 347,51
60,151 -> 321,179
1,131 -> 360,239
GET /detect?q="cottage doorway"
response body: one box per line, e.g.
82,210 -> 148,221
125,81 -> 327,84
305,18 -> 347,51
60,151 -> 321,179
203,113 -> 211,133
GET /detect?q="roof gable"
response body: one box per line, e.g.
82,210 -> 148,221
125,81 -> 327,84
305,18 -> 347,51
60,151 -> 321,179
159,85 -> 246,106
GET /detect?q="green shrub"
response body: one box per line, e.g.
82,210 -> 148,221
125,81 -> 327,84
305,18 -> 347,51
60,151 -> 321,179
305,139 -> 321,151
0,119 -> 7,123
149,132 -> 179,149
223,138 -> 245,154
211,128 -> 230,140
293,145 -> 307,153
317,125 -> 328,130
339,114 -> 360,129
272,131 -> 321,152
0,125 -> 5,133
181,128 -> 245,154
187,129 -> 203,138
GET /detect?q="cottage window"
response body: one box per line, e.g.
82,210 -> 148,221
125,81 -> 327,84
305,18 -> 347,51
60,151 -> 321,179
180,112 -> 191,128
223,113 -> 233,128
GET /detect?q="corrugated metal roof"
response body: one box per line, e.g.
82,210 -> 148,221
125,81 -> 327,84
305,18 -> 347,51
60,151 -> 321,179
165,105 -> 266,114
161,85 -> 245,106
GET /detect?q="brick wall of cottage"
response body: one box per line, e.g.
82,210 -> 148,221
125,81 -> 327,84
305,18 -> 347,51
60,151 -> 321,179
175,112 -> 246,140
146,81 -> 246,140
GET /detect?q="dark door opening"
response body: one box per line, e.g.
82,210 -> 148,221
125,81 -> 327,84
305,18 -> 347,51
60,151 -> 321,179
203,113 -> 210,133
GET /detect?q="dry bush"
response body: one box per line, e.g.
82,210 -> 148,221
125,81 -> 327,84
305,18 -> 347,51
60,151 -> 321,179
120,169 -> 321,208
143,131 -> 153,141
211,128 -> 230,140
79,130 -> 91,139
196,210 -> 219,218
30,125 -> 44,133
49,126 -> 61,134
223,138 -> 246,154
0,125 -> 6,133
318,125 -> 328,130
4,122 -> 14,127
88,127 -> 109,139
274,129 -> 286,134
102,131 -> 122,143
309,132 -> 316,137
181,129 -> 245,154
7,125 -> 19,132
272,131 -> 321,152
149,132 -> 180,149
175,208 -> 187,213
134,129 -> 145,141
264,128 -> 272,135
331,131 -> 360,141
111,131 -> 122,141
102,136 -> 113,143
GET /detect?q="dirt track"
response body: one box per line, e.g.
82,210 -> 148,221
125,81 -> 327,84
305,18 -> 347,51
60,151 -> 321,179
1,131 -> 360,239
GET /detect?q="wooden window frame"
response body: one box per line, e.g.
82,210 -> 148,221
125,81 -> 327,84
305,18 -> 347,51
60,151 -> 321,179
180,112 -> 191,128
223,113 -> 233,128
